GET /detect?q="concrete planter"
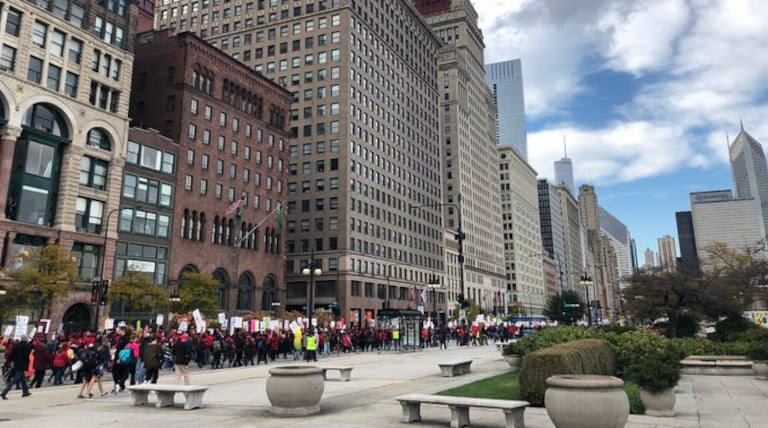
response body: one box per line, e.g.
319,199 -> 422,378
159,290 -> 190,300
752,360 -> 768,379
545,375 -> 629,428
266,365 -> 325,416
504,354 -> 522,371
640,388 -> 676,417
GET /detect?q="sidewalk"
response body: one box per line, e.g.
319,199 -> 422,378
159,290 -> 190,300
1,344 -> 766,427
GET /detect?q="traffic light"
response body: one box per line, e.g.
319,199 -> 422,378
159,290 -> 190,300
99,280 -> 109,305
90,280 -> 99,303
457,293 -> 465,309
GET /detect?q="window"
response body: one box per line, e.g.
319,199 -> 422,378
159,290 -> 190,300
75,197 -> 104,233
27,56 -> 43,84
119,209 -> 170,238
79,157 -> 108,190
68,38 -> 82,64
5,8 -> 22,37
32,22 -> 47,48
87,129 -> 111,150
0,45 -> 17,72
190,98 -> 198,114
47,64 -> 62,91
185,174 -> 193,190
200,179 -> 208,195
49,30 -> 65,57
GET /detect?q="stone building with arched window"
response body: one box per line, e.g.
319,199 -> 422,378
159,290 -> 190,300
0,0 -> 136,332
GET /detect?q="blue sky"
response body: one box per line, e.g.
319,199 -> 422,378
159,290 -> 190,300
474,0 -> 768,257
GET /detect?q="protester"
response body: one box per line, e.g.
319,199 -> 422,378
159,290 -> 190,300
1,335 -> 32,400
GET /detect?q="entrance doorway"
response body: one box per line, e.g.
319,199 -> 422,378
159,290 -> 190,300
62,303 -> 91,334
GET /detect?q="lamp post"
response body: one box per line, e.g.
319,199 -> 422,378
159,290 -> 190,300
302,256 -> 322,331
579,272 -> 593,326
426,276 -> 441,325
409,194 -> 465,308
93,207 -> 125,332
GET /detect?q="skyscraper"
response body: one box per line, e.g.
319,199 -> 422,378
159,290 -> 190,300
554,140 -> 574,193
538,179 -> 567,292
155,0 -> 445,320
644,248 -> 656,268
675,210 -> 699,274
657,235 -> 677,272
730,123 -> 768,236
486,59 -> 527,159
415,0 -> 506,315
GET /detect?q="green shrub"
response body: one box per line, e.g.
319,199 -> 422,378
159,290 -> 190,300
502,341 -> 521,356
624,381 -> 646,415
671,313 -> 701,338
710,316 -> 758,342
514,326 -> 611,356
731,327 -> 768,343
624,343 -> 682,393
747,341 -> 768,361
519,338 -> 615,406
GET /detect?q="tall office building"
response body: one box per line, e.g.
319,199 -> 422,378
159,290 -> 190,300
554,142 -> 574,193
554,184 -> 583,292
499,146 -> 544,315
128,30 -> 292,314
599,206 -> 632,283
730,123 -> 768,236
0,0 -> 136,330
415,0 -> 506,316
155,0 -> 444,322
690,190 -> 765,267
657,235 -> 677,272
538,179 -> 567,293
643,248 -> 656,268
675,210 -> 699,274
486,59 -> 527,159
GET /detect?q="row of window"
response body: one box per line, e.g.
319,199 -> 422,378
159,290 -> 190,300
288,158 -> 339,175
119,208 -> 171,239
160,0 -> 334,21
126,141 -> 176,175
122,173 -> 174,208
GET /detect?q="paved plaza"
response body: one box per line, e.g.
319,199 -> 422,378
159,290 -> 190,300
1,344 -> 767,427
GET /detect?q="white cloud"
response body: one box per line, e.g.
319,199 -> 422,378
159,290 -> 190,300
474,0 -> 768,185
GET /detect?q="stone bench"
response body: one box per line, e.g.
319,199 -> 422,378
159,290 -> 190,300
127,384 -> 209,410
438,360 -> 472,377
681,356 -> 753,376
320,366 -> 353,381
397,393 -> 529,428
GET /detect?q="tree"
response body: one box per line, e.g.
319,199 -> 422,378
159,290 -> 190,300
624,269 -> 702,338
178,272 -> 219,316
108,266 -> 168,314
699,242 -> 768,316
543,290 -> 585,325
8,245 -> 79,319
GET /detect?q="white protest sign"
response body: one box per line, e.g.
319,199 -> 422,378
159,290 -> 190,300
14,315 -> 29,340
156,314 -> 164,326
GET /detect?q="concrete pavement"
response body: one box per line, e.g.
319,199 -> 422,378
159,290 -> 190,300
1,344 -> 766,427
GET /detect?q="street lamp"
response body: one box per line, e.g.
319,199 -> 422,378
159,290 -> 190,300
302,256 -> 322,331
579,272 -> 593,326
93,205 -> 141,331
409,194 -> 465,309
426,276 -> 441,325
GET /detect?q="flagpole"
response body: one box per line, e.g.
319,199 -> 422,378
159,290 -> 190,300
234,203 -> 282,247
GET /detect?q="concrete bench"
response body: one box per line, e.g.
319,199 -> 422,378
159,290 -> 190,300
438,360 -> 472,377
127,384 -> 209,410
397,393 -> 529,428
681,356 -> 754,376
320,366 -> 353,381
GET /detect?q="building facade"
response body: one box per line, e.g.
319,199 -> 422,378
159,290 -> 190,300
730,124 -> 768,236
675,210 -> 699,274
538,179 -> 567,293
154,0 -> 445,324
0,0 -> 135,331
499,145 -> 544,315
554,184 -> 583,293
414,0 -> 506,317
129,30 -> 292,315
485,59 -> 527,160
553,143 -> 574,193
657,234 -> 677,272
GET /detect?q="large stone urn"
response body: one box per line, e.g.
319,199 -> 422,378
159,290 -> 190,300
640,388 -> 676,417
266,366 -> 325,416
504,354 -> 522,371
545,375 -> 629,428
753,360 -> 768,379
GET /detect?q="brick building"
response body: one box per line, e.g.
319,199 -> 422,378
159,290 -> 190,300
0,0 -> 136,331
129,30 -> 291,315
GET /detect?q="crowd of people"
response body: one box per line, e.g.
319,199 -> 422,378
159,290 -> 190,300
1,322 -> 525,400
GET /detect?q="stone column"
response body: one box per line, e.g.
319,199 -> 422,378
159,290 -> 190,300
0,126 -> 22,219
52,144 -> 84,231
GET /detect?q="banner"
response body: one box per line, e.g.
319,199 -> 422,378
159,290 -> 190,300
192,309 -> 205,332
14,315 -> 29,340
218,312 -> 227,324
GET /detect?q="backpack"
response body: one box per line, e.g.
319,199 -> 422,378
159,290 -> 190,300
118,348 -> 134,364
79,349 -> 98,370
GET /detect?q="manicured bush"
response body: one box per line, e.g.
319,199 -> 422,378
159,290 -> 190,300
747,341 -> 768,361
514,326 -> 612,356
502,341 -> 521,356
624,342 -> 682,393
710,316 -> 758,342
519,338 -> 615,406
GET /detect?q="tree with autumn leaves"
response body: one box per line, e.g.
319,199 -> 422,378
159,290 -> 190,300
625,241 -> 768,337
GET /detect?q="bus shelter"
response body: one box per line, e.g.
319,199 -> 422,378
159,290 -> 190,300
377,309 -> 423,351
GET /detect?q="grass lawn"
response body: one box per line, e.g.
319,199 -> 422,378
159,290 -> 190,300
437,372 -> 645,414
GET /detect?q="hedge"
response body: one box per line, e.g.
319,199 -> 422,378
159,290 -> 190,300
519,338 -> 615,406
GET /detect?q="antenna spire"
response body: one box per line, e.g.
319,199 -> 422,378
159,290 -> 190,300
563,135 -> 568,158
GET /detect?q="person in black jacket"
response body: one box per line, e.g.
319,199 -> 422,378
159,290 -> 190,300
1,335 -> 32,399
172,333 -> 193,385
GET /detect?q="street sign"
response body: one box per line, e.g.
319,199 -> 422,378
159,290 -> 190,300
564,304 -> 580,308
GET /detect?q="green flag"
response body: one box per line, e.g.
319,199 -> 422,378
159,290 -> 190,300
276,202 -> 284,234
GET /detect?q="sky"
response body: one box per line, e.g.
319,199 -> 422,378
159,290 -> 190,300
473,0 -> 768,258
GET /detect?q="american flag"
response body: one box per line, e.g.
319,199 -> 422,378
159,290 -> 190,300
225,197 -> 245,216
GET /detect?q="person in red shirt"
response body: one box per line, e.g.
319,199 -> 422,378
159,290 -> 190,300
52,342 -> 71,385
